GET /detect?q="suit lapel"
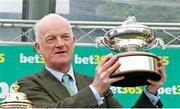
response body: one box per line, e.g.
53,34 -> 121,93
39,69 -> 92,102
39,68 -> 71,101
74,72 -> 91,91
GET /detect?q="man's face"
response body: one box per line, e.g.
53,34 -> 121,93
35,19 -> 75,71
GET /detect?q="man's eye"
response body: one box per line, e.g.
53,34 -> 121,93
62,36 -> 71,40
46,38 -> 55,42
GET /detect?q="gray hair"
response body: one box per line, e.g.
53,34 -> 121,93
34,13 -> 74,43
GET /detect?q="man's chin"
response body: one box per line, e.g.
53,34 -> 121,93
54,59 -> 70,65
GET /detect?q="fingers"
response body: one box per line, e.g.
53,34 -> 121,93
157,59 -> 166,82
97,53 -> 113,68
103,55 -> 118,69
97,54 -> 119,73
96,54 -> 120,80
158,68 -> 166,83
108,60 -> 121,75
109,76 -> 124,83
147,79 -> 161,85
99,61 -> 121,79
93,53 -> 123,94
146,58 -> 167,93
148,59 -> 166,83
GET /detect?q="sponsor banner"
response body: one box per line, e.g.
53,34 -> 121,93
0,45 -> 180,107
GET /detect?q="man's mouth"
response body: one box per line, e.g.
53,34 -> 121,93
55,51 -> 66,54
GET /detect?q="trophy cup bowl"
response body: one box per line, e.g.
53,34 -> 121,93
110,52 -> 161,87
96,16 -> 164,87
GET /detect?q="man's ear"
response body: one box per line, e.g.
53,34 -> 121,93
35,42 -> 42,55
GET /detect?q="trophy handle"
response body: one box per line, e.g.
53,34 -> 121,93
157,38 -> 165,50
146,38 -> 165,51
96,36 -> 117,51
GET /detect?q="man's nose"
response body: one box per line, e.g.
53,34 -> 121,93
55,37 -> 65,47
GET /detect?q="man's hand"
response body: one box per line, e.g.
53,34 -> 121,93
92,53 -> 124,95
147,59 -> 166,94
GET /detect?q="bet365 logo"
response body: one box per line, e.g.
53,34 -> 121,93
19,53 -> 44,64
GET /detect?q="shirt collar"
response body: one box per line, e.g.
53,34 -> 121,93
45,65 -> 76,83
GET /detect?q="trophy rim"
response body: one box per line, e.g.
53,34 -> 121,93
116,51 -> 161,60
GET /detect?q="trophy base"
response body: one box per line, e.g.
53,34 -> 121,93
110,70 -> 161,87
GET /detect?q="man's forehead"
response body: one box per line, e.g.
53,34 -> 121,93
38,30 -> 72,41
40,27 -> 71,35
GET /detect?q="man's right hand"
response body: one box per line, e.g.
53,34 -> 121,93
92,53 -> 124,95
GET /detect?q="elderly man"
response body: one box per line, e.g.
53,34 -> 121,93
18,13 -> 166,108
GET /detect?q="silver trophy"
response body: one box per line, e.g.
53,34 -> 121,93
96,16 -> 165,87
0,82 -> 32,108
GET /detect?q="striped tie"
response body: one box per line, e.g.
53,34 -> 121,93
62,74 -> 75,96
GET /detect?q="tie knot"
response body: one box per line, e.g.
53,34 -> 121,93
62,74 -> 70,83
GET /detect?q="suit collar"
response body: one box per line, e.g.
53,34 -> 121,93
45,65 -> 76,83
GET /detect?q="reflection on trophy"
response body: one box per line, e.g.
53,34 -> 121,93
0,82 -> 32,108
96,16 -> 165,87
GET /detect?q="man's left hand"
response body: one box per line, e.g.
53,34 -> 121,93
147,59 -> 166,95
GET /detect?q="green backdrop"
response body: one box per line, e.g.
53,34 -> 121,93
0,45 -> 180,107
